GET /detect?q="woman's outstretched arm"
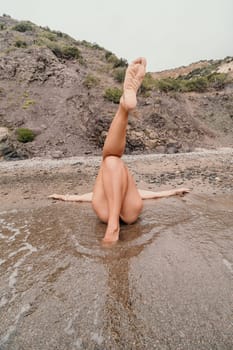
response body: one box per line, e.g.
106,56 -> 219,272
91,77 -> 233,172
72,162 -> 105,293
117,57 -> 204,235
138,188 -> 190,200
48,192 -> 93,202
48,188 -> 190,203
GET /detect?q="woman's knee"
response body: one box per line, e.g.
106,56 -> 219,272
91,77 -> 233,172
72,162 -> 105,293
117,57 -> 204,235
103,155 -> 124,170
120,198 -> 143,224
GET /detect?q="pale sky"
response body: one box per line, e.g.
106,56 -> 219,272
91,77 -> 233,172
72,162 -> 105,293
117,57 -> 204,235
1,0 -> 233,71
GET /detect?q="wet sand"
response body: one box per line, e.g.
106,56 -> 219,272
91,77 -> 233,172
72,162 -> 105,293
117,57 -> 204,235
0,149 -> 233,349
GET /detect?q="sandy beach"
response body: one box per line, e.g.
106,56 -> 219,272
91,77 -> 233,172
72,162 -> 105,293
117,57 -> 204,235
0,148 -> 233,349
1,147 -> 233,210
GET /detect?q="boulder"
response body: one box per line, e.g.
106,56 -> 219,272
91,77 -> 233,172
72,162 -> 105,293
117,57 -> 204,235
127,130 -> 145,151
0,141 -> 27,160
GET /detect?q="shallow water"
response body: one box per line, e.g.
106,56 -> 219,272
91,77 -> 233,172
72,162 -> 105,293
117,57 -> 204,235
0,194 -> 233,349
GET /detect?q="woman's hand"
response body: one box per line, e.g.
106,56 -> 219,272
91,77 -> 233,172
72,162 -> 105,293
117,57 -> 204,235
175,188 -> 190,196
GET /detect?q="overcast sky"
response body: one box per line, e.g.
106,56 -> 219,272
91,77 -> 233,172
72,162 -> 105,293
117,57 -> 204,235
1,0 -> 233,71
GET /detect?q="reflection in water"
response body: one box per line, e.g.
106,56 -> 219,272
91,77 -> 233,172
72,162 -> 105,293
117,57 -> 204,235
100,201 -> 194,348
0,194 -> 233,349
69,206 -> 161,347
103,224 -> 157,348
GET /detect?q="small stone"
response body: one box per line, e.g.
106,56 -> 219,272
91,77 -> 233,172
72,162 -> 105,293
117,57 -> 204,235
0,127 -> 9,142
167,146 -> 178,154
51,151 -> 63,159
148,131 -> 157,139
145,139 -> 158,148
155,145 -> 166,154
101,131 -> 107,139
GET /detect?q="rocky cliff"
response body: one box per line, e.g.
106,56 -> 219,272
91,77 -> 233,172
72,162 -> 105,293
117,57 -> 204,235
0,15 -> 233,160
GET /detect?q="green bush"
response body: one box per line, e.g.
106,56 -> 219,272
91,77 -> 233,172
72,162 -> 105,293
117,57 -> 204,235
183,63 -> 220,80
154,76 -> 210,93
0,23 -> 6,30
113,67 -> 126,83
207,72 -> 227,89
91,42 -> 104,50
156,78 -> 181,92
40,25 -> 51,32
15,40 -> 27,48
16,128 -> 35,143
83,74 -> 100,89
52,30 -> 65,38
81,40 -> 92,48
113,57 -> 128,68
53,31 -> 63,38
183,77 -> 208,92
51,45 -> 81,60
105,52 -> 128,68
104,87 -> 122,103
41,31 -> 57,41
152,62 -> 230,93
50,45 -> 64,58
106,53 -> 119,65
105,51 -> 113,60
62,46 -> 81,59
39,26 -> 68,38
22,99 -> 35,109
81,40 -> 95,48
140,73 -> 156,94
12,21 -> 34,32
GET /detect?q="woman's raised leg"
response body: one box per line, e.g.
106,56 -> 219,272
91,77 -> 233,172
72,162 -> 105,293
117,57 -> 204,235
92,58 -> 146,243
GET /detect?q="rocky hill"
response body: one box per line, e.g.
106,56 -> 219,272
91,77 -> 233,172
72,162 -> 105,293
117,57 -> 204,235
0,15 -> 233,160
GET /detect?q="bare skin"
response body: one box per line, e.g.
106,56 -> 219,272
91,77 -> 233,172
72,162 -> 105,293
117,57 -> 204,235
49,57 -> 190,243
49,188 -> 190,203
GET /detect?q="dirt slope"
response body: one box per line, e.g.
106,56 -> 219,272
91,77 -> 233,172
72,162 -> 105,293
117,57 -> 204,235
0,15 -> 233,160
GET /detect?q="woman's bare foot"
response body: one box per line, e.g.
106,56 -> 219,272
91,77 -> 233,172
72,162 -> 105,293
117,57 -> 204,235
120,57 -> 147,111
102,224 -> 120,244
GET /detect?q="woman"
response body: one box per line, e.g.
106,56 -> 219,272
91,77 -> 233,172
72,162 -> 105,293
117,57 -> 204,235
49,58 -> 189,243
